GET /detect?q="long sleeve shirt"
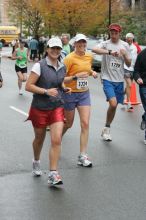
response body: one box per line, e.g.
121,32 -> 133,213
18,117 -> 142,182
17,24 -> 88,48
134,48 -> 146,86
0,72 -> 3,82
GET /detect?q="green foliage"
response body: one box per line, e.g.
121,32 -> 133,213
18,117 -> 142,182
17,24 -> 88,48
7,0 -> 146,44
8,0 -> 43,37
111,11 -> 146,44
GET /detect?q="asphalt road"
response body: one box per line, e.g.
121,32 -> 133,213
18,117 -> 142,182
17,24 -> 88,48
0,48 -> 146,220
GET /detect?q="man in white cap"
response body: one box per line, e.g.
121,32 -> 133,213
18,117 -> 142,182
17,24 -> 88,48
124,33 -> 138,111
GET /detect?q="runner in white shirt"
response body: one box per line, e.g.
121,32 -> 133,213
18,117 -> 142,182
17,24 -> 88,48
124,33 -> 138,111
92,23 -> 131,141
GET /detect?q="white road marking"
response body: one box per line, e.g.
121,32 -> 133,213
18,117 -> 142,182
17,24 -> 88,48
1,51 -> 11,56
10,106 -> 28,116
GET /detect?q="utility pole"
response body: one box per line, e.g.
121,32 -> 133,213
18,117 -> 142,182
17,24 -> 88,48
109,0 -> 111,26
20,0 -> 23,38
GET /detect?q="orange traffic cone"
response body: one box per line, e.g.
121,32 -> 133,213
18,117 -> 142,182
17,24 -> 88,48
124,82 -> 141,105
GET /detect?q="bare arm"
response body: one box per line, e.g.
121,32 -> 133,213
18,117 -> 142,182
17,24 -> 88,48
12,50 -> 22,60
11,50 -> 17,60
64,72 -> 90,83
25,72 -> 58,97
92,47 -> 109,55
92,47 -> 120,58
120,49 -> 131,67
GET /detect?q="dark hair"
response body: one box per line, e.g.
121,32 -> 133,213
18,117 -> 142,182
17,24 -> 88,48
19,39 -> 25,44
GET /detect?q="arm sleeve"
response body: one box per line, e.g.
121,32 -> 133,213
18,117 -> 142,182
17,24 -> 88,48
31,63 -> 41,76
0,72 -> 3,82
133,54 -> 141,81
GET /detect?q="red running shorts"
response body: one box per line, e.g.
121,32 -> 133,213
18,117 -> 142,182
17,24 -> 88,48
27,107 -> 65,128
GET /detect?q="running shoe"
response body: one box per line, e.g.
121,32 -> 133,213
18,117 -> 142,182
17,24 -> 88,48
77,154 -> 92,167
101,127 -> 112,141
127,103 -> 133,112
144,140 -> 146,145
140,119 -> 146,130
46,126 -> 50,131
19,89 -> 23,95
48,171 -> 63,186
32,160 -> 42,176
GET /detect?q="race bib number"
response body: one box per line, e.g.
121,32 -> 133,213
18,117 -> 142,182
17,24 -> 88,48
77,78 -> 88,90
110,61 -> 121,70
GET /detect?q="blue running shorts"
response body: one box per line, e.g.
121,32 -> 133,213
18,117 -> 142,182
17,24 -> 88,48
63,90 -> 91,111
103,79 -> 124,104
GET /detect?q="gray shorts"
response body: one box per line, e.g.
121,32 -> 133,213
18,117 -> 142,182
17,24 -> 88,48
124,69 -> 133,79
63,90 -> 91,111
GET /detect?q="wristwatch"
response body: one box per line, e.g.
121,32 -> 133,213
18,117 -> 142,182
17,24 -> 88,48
108,50 -> 112,55
44,89 -> 49,96
72,75 -> 78,80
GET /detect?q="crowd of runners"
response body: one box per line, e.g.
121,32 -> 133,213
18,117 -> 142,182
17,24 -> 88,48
0,23 -> 146,186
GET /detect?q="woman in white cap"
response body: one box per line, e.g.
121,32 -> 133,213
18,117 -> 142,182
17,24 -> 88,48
63,33 -> 98,167
26,37 -> 73,186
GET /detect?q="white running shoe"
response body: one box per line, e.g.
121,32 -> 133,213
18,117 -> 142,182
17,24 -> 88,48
101,127 -> 112,141
48,171 -> 63,186
77,154 -> 92,167
127,103 -> 133,112
32,160 -> 42,176
19,89 -> 23,95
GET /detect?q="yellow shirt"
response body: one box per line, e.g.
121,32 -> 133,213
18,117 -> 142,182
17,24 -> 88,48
64,51 -> 93,92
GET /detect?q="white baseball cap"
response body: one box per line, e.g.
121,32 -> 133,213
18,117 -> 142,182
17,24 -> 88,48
74,34 -> 87,42
47,37 -> 62,49
126,33 -> 134,39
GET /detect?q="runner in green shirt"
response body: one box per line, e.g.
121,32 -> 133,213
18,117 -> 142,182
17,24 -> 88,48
12,39 -> 29,95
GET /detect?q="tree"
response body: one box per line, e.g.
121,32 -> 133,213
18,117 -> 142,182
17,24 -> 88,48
111,10 -> 146,44
39,0 -> 108,36
8,0 -> 43,37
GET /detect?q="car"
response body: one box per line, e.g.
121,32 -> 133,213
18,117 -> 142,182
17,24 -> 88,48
86,38 -> 102,71
140,45 -> 146,50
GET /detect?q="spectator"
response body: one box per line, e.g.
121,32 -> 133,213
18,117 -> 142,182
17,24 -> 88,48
61,34 -> 74,55
38,37 -> 45,60
29,37 -> 38,61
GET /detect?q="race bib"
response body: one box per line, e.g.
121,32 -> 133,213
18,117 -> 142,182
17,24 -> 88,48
77,78 -> 88,90
110,61 -> 121,70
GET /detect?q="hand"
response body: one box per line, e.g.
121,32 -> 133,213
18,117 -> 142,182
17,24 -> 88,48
137,78 -> 143,85
92,71 -> 98,79
63,87 -> 72,94
111,51 -> 119,57
47,88 -> 58,97
76,72 -> 89,78
18,56 -> 22,60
